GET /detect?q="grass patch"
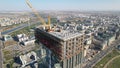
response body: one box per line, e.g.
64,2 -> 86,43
3,50 -> 13,60
2,24 -> 21,32
9,19 -> 58,36
10,23 -> 40,36
93,50 -> 120,68
4,40 -> 17,46
3,50 -> 10,55
107,56 -> 120,68
4,54 -> 13,61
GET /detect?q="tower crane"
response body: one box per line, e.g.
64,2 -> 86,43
26,0 -> 51,31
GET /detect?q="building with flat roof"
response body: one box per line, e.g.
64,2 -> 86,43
35,24 -> 85,68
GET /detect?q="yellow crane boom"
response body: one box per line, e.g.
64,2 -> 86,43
26,0 -> 48,26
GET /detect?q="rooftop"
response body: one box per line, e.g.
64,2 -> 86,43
49,30 -> 83,41
37,23 -> 84,41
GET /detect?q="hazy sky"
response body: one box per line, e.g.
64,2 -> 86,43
0,0 -> 120,11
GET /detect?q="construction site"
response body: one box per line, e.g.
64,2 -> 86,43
35,23 -> 85,68
26,0 -> 85,68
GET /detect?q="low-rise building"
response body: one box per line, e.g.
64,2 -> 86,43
3,35 -> 13,41
16,34 -> 29,42
22,39 -> 35,46
19,51 -> 38,67
0,16 -> 30,26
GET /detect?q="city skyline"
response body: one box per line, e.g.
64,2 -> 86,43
0,1 -> 120,68
0,0 -> 120,11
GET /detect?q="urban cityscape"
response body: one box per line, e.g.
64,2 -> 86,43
0,0 -> 120,68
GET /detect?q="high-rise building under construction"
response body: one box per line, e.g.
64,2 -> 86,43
35,24 -> 84,68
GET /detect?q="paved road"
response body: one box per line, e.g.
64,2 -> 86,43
1,24 -> 28,35
83,39 -> 120,68
0,41 -> 3,68
1,22 -> 40,35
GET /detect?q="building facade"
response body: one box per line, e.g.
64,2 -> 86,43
35,26 -> 84,68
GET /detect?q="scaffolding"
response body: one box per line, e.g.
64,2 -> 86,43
35,27 -> 84,68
